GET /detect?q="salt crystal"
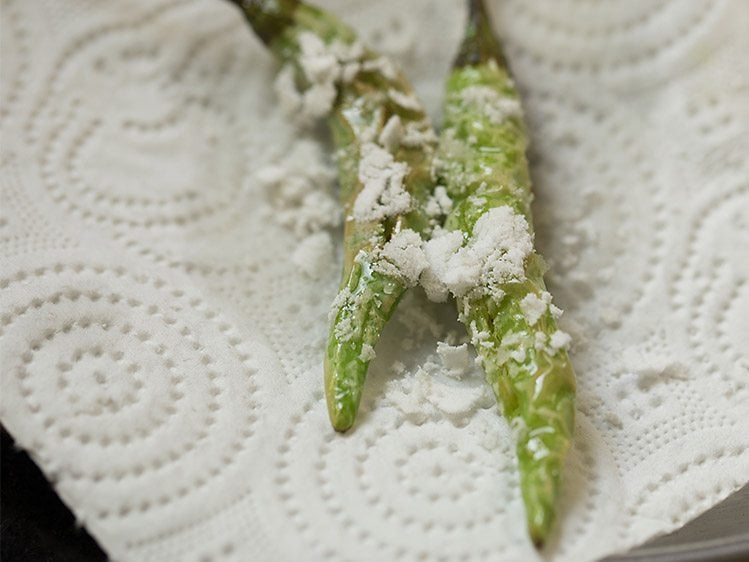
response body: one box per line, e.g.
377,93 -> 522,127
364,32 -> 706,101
352,143 -> 411,222
550,330 -> 572,351
388,88 -> 423,112
328,287 -> 352,323
373,228 -> 427,287
436,342 -> 471,378
520,291 -> 553,326
510,348 -> 527,363
422,229 -> 474,299
401,120 -> 438,148
361,56 -> 398,80
378,115 -> 403,152
421,206 -> 533,301
359,343 -> 376,362
424,186 -> 453,218
459,85 -> 522,124
301,82 -> 337,119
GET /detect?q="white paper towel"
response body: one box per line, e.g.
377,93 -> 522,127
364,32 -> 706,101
1,1 -> 748,561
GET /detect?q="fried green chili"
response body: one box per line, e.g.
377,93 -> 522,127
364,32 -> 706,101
229,0 -> 437,431
434,0 -> 576,546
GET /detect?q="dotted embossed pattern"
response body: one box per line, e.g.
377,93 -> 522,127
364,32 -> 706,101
1,1 -> 747,561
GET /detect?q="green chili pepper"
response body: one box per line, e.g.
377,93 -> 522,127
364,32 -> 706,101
435,0 -> 577,547
229,0 -> 437,431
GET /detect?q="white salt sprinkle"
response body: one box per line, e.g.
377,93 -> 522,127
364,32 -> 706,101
436,342 -> 471,378
352,143 -> 411,222
459,85 -> 522,124
360,343 -> 376,362
520,291 -> 553,326
373,228 -> 427,287
421,206 -> 533,301
378,115 -> 403,152
388,88 -> 423,112
424,186 -> 453,219
401,120 -> 438,148
550,330 -> 572,351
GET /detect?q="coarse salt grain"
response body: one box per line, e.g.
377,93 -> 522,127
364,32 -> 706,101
459,85 -> 522,124
424,186 -> 453,219
278,32 -> 369,123
298,33 -> 338,83
373,228 -> 427,287
422,229 -> 473,299
302,82 -> 337,119
352,143 -> 411,222
378,115 -> 403,152
401,120 -> 438,148
360,343 -> 376,362
330,286 -> 357,343
470,321 -> 493,350
421,206 -> 533,301
510,348 -> 527,364
388,88 -> 423,112
360,56 -> 398,80
550,330 -> 572,351
520,291 -> 553,326
436,341 -> 471,378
